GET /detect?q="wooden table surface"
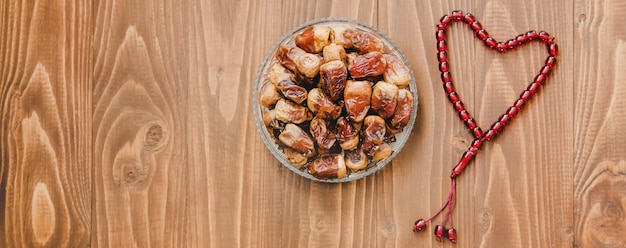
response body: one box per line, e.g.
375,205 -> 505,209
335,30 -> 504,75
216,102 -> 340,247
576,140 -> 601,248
1,0 -> 625,247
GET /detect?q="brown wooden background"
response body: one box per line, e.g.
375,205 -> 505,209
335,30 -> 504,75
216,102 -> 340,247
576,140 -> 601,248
1,0 -> 624,247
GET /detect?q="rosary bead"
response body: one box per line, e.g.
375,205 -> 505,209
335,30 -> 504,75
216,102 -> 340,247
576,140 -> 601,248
443,82 -> 455,94
514,99 -> 525,109
477,29 -> 489,41
545,56 -> 556,67
470,138 -> 483,149
539,31 -> 550,41
447,228 -> 458,243
436,30 -> 446,41
441,71 -> 452,83
466,117 -> 478,129
440,15 -> 452,26
520,90 -> 532,101
472,129 -> 483,140
434,225 -> 446,242
437,40 -> 447,51
540,65 -> 552,76
459,109 -> 470,121
413,219 -> 427,232
470,21 -> 483,33
506,39 -> 517,49
438,51 -> 448,62
483,129 -> 496,141
485,37 -> 497,48
496,41 -> 507,52
451,10 -> 464,20
448,91 -> 460,103
528,82 -> 540,94
491,121 -> 504,134
439,61 -> 450,72
454,100 -> 465,112
463,13 -> 476,24
499,113 -> 511,125
506,106 -> 519,117
549,43 -> 558,56
526,30 -> 538,40
534,74 -> 546,85
460,150 -> 475,165
515,34 -> 528,44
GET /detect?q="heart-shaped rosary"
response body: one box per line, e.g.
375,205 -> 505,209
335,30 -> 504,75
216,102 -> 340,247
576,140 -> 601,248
412,10 -> 558,243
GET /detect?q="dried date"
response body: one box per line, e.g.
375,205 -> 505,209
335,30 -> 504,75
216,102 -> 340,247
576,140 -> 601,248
307,88 -> 342,120
277,45 -> 306,72
391,89 -> 413,129
383,54 -> 411,88
362,115 -> 386,156
348,52 -> 387,78
274,99 -> 313,124
344,80 -> 372,123
345,148 -> 368,170
279,123 -> 316,157
320,60 -> 348,101
295,25 -> 331,53
259,82 -> 281,107
308,154 -> 347,179
310,117 -> 337,151
371,81 -> 399,119
336,116 -> 359,150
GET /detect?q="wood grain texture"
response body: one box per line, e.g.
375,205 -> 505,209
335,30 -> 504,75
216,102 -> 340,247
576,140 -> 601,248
574,0 -> 626,247
3,0 -> 625,247
0,0 -> 92,247
92,0 -> 189,247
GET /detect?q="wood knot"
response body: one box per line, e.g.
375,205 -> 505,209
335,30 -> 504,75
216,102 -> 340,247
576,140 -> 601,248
143,121 -> 168,152
113,154 -> 148,186
452,131 -> 471,152
120,159 -> 148,185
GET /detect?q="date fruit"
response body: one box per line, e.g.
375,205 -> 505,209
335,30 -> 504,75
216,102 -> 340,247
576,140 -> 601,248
274,99 -> 313,124
391,89 -> 413,129
383,54 -> 411,88
277,45 -> 306,72
310,117 -> 337,151
371,81 -> 399,119
308,154 -> 347,179
348,52 -> 387,78
344,80 -> 372,122
307,88 -> 342,120
362,115 -> 386,156
345,148 -> 368,170
284,147 -> 308,167
336,116 -> 359,150
259,82 -> 282,107
323,43 -> 347,64
279,123 -> 316,157
295,25 -> 331,53
320,60 -> 348,100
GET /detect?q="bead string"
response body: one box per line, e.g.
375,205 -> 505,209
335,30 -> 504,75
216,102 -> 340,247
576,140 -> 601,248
413,10 -> 558,243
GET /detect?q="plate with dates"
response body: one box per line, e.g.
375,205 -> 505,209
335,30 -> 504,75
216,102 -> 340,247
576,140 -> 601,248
252,18 -> 419,183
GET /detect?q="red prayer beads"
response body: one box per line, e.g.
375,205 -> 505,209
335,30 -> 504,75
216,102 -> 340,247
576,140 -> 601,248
413,10 -> 558,243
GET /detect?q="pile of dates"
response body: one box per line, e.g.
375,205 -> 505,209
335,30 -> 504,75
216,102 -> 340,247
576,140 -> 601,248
259,24 -> 414,179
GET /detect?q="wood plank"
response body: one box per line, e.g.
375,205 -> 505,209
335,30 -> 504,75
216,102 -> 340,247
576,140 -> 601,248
573,0 -> 626,247
183,0 -> 386,247
381,0 -> 575,247
470,1 -> 574,247
92,0 -> 190,246
0,0 -> 92,247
